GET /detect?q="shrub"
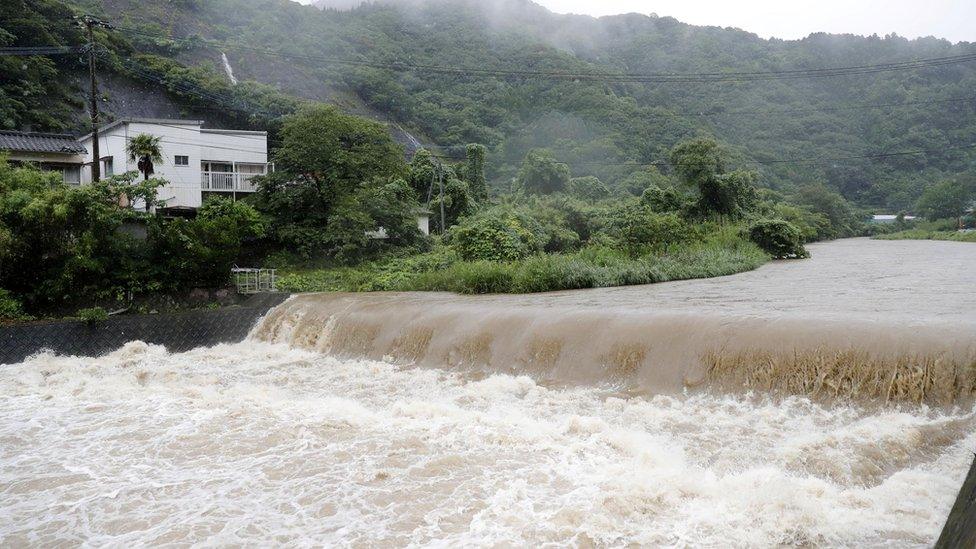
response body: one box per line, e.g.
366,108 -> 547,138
640,185 -> 687,213
449,210 -> 541,261
768,203 -> 832,242
410,261 -> 517,293
748,219 -> 809,259
0,289 -> 30,321
603,205 -> 698,256
77,306 -> 109,323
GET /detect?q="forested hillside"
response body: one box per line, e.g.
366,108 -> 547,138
3,0 -> 976,209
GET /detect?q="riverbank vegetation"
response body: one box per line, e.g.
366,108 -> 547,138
870,180 -> 976,242
875,229 -> 976,243
0,103 -> 859,318
0,156 -> 264,320
258,106 -> 832,295
276,230 -> 769,294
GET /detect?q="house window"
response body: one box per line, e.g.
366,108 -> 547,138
175,155 -> 189,166
101,157 -> 113,177
62,165 -> 81,185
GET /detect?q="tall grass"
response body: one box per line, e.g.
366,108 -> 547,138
401,240 -> 768,294
874,229 -> 976,243
278,226 -> 771,295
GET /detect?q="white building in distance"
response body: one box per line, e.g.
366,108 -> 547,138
78,118 -> 271,209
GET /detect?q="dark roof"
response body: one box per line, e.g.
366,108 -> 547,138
0,131 -> 87,155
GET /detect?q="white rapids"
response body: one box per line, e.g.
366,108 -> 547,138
1,341 -> 972,547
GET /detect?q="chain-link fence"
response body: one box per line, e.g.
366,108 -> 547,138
0,293 -> 289,365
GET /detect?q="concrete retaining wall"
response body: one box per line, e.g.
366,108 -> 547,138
0,293 -> 290,365
937,455 -> 976,548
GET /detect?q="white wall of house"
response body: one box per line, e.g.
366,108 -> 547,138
79,119 -> 269,209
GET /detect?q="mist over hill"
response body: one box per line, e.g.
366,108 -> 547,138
3,0 -> 975,208
312,0 -> 373,10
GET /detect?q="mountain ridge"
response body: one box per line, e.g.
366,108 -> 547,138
3,0 -> 974,208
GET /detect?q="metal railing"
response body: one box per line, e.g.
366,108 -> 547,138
232,268 -> 277,294
201,171 -> 262,192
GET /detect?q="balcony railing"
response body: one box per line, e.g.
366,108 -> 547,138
201,171 -> 263,192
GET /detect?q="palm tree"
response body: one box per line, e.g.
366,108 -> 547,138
126,134 -> 163,182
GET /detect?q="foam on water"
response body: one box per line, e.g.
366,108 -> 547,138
1,341 -> 971,546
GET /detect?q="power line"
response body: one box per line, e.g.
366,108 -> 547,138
101,46 -> 976,170
663,95 -> 976,118
48,19 -> 976,173
121,134 -> 269,155
106,52 -> 289,120
0,46 -> 80,56
94,47 -> 976,134
15,33 -> 976,125
429,143 -> 976,169
112,24 -> 976,83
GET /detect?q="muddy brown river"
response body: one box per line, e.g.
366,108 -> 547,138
1,238 -> 974,546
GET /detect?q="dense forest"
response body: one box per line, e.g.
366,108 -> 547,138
3,0 -> 976,210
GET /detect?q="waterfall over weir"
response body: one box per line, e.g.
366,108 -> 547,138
253,290 -> 976,405
254,239 -> 976,405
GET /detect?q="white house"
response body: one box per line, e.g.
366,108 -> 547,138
78,118 -> 271,209
871,214 -> 918,223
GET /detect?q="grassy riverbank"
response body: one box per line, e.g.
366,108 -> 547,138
277,230 -> 769,295
874,229 -> 976,243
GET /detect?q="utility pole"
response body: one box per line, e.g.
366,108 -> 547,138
437,164 -> 445,234
80,15 -> 107,182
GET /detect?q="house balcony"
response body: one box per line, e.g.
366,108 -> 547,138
200,163 -> 272,193
201,171 -> 261,192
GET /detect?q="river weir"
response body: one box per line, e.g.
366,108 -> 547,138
2,239 -> 975,545
256,239 -> 976,405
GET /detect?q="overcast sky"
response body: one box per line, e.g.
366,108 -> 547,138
298,0 -> 976,43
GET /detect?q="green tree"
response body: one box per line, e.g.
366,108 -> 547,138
126,134 -> 163,182
254,105 -> 416,261
149,197 -> 267,288
515,149 -> 570,195
620,167 -> 674,197
430,176 -> 476,233
0,158 -> 155,311
669,138 -> 756,218
568,176 -> 610,200
407,148 -> 437,199
603,204 -> 696,256
793,183 -> 860,238
916,180 -> 972,221
749,219 -> 808,259
360,178 -> 426,250
465,143 -> 488,202
641,185 -> 688,213
273,104 -> 404,192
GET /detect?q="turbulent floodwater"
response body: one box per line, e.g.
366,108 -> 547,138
2,239 -> 976,546
2,342 -> 973,547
